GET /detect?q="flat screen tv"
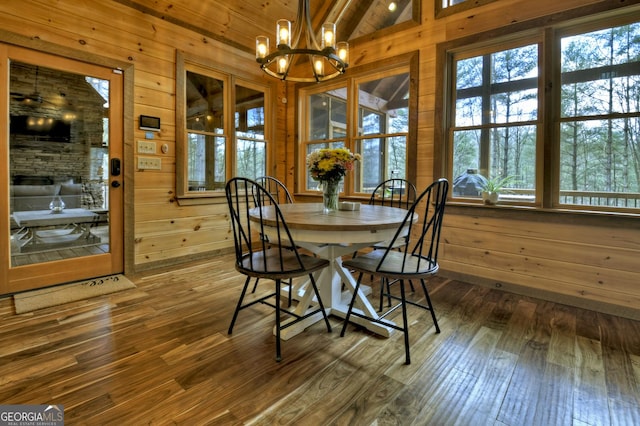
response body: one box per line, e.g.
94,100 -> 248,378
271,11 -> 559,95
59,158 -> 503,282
10,115 -> 71,142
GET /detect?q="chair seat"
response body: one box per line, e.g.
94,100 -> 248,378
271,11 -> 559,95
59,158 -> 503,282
343,249 -> 439,280
239,249 -> 329,280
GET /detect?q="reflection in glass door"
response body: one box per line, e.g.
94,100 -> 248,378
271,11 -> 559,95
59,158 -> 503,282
9,62 -> 110,266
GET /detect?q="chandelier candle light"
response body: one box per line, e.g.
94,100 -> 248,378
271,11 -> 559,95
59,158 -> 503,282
307,148 -> 361,212
256,0 -> 349,82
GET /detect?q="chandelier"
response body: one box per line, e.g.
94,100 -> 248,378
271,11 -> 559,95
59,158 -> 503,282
255,0 -> 349,83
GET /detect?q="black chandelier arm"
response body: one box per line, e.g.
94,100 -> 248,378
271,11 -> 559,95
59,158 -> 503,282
258,53 -> 348,83
260,66 -> 346,83
256,47 -> 348,67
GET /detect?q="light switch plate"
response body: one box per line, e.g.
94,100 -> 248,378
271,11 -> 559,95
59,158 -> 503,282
138,156 -> 161,170
137,140 -> 156,154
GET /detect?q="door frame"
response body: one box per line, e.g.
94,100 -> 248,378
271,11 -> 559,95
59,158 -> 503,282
0,34 -> 134,294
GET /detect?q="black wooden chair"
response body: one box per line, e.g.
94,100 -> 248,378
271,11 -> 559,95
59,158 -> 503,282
355,178 -> 419,305
368,178 -> 417,209
340,178 -> 449,364
255,176 -> 294,204
253,176 -> 295,304
226,177 -> 332,362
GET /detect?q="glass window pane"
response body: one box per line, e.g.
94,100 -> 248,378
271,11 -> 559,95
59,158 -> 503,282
236,139 -> 265,179
354,72 -> 409,192
442,0 -> 496,9
360,110 -> 383,135
186,71 -> 223,133
302,59 -> 414,197
184,70 -> 226,192
560,118 -> 640,208
559,22 -> 640,208
235,85 -> 266,179
455,46 -> 538,126
455,96 -> 482,127
387,135 -> 407,180
490,46 -> 538,84
456,57 -> 483,89
452,129 -> 481,182
451,43 -> 538,203
491,88 -> 538,123
309,90 -> 347,140
561,23 -> 640,118
355,135 -> 408,193
358,138 -> 383,192
488,125 -> 536,195
9,61 -> 112,265
187,133 -> 226,191
357,73 -> 409,136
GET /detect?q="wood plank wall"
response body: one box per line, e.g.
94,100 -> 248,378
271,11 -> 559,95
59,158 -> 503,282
297,0 -> 640,320
0,0 -> 274,272
0,0 -> 639,319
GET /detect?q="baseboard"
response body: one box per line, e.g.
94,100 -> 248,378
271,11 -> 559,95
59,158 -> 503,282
132,247 -> 234,275
439,269 -> 640,322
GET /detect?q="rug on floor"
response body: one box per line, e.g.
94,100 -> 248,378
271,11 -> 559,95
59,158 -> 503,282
13,274 -> 136,314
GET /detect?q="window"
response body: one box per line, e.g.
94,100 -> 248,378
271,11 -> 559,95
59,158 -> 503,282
350,0 -> 420,40
450,41 -> 540,202
356,73 -> 411,193
444,11 -> 640,212
559,25 -> 640,208
300,55 -> 416,196
176,51 -> 270,202
436,0 -> 498,18
235,85 -> 267,179
184,70 -> 226,192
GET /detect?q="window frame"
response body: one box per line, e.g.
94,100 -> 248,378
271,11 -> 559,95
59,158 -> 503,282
436,0 -> 499,19
437,7 -> 640,216
297,52 -> 418,198
175,50 -> 272,205
446,34 -> 545,207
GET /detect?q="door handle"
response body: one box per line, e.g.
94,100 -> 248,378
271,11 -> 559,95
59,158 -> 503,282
111,181 -> 121,188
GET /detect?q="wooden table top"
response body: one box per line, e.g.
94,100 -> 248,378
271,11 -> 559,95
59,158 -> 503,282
250,203 -> 412,232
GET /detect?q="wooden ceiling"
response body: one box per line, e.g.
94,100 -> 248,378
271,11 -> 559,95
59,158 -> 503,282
113,0 -> 414,55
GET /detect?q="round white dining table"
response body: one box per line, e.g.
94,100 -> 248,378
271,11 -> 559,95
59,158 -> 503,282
249,202 -> 415,340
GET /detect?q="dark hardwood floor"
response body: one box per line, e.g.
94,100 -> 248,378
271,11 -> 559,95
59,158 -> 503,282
0,254 -> 639,425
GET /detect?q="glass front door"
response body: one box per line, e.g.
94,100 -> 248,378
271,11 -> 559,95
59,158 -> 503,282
2,46 -> 124,293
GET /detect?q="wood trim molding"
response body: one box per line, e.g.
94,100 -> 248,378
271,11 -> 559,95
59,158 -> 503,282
440,268 -> 640,321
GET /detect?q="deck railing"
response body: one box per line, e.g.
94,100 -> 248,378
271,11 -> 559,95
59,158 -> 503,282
499,189 -> 640,208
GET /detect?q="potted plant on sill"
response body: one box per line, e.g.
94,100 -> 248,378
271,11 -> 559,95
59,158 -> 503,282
481,175 -> 515,205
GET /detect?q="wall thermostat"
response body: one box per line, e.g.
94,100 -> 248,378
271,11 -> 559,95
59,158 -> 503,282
139,115 -> 161,131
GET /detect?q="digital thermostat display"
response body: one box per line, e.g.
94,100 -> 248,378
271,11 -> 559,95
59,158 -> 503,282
139,115 -> 160,131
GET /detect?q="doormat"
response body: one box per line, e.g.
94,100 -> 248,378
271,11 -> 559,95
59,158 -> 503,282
13,274 -> 136,314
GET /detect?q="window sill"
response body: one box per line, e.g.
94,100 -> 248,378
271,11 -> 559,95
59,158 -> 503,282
175,193 -> 226,206
446,201 -> 638,228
